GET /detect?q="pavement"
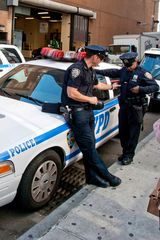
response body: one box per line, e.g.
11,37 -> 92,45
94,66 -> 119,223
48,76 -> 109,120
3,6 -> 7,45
18,132 -> 160,240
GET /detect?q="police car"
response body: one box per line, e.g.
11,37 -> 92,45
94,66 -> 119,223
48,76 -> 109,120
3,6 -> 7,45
0,44 -> 25,78
0,50 -> 120,210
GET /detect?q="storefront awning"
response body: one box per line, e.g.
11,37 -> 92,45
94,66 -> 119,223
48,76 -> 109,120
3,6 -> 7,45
19,0 -> 95,17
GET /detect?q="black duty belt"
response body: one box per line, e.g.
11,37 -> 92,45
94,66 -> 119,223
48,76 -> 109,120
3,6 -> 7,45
70,105 -> 92,112
119,96 -> 147,106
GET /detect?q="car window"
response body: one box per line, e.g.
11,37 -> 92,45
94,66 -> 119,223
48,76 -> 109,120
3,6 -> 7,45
3,48 -> 22,63
31,73 -> 62,103
1,48 -> 20,63
0,64 -> 65,104
93,74 -> 109,100
1,67 -> 35,89
140,54 -> 160,74
113,87 -> 120,97
155,74 -> 160,81
151,66 -> 160,79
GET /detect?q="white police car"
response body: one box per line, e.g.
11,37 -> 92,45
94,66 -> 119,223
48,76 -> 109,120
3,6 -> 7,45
0,55 -> 120,210
0,44 -> 25,78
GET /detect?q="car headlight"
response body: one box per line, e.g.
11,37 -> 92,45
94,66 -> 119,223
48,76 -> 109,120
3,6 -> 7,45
0,161 -> 15,177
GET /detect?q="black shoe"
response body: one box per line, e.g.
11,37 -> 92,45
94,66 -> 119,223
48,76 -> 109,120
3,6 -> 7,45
105,173 -> 121,187
86,176 -> 109,188
121,157 -> 133,165
118,154 -> 124,162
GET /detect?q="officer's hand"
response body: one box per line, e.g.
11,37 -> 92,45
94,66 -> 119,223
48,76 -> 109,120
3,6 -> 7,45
112,83 -> 121,89
89,96 -> 98,105
130,86 -> 140,94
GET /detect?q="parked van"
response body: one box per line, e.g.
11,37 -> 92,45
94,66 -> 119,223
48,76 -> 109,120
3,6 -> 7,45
108,34 -> 158,65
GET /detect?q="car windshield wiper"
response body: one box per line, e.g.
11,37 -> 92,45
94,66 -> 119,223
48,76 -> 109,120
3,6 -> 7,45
0,87 -> 12,97
14,93 -> 44,105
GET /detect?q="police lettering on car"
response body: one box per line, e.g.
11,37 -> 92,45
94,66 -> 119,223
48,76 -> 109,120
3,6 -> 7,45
96,51 -> 159,165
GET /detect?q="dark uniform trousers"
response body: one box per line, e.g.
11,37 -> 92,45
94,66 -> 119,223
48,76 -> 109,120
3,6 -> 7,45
71,108 -> 110,182
119,102 -> 142,158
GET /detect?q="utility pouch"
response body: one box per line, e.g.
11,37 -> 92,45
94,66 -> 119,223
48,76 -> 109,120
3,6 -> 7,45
141,97 -> 148,114
132,105 -> 143,124
42,102 -> 61,114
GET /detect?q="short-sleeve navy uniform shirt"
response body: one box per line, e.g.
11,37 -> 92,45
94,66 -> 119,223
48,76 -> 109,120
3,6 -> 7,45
61,60 -> 98,107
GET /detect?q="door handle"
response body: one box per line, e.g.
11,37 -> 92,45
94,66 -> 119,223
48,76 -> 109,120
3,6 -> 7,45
109,107 -> 116,112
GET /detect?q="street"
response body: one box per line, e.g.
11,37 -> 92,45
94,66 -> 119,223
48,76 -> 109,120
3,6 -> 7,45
0,111 -> 159,240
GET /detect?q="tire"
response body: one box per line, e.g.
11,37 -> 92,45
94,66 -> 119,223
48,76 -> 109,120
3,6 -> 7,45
17,150 -> 62,210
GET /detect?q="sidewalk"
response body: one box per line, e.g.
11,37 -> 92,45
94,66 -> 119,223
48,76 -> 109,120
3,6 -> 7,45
18,132 -> 160,240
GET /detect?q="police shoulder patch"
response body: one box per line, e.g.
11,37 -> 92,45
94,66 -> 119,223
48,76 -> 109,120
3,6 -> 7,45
145,72 -> 153,79
71,68 -> 80,78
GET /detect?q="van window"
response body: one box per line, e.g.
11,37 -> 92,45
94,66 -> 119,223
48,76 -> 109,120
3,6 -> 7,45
108,45 -> 130,55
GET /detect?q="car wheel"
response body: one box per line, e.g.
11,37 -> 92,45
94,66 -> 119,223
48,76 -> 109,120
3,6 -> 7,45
17,150 -> 62,210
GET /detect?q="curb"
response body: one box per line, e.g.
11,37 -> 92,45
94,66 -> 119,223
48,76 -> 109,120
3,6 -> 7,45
17,185 -> 96,240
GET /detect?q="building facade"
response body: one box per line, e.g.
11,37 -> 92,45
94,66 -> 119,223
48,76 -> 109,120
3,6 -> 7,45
0,0 -> 159,56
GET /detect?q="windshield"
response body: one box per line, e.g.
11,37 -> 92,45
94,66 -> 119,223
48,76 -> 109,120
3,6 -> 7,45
0,64 -> 64,104
108,45 -> 130,55
140,54 -> 160,78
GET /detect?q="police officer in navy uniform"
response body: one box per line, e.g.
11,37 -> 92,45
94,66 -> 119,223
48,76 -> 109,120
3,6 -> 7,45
96,52 -> 159,165
61,45 -> 121,188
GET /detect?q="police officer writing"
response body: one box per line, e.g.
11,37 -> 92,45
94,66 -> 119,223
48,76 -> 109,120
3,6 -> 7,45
61,45 -> 121,188
96,52 -> 159,165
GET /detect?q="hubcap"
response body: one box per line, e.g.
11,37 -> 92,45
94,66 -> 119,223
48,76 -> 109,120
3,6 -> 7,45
31,160 -> 58,203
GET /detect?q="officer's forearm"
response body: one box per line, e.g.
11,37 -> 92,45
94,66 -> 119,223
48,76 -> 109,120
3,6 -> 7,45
94,82 -> 112,90
95,69 -> 120,78
139,85 -> 159,94
67,87 -> 92,103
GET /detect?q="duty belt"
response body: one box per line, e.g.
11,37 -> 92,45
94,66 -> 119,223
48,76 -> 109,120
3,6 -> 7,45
70,105 -> 92,112
125,96 -> 147,105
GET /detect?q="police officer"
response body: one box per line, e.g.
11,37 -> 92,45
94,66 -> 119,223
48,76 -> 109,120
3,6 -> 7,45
61,45 -> 121,188
96,52 -> 159,165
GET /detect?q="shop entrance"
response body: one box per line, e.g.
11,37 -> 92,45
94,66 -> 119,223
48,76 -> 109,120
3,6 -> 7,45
14,7 -> 62,58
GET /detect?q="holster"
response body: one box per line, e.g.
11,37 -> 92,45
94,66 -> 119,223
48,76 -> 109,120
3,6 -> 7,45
141,97 -> 148,114
59,106 -> 73,125
131,105 -> 143,124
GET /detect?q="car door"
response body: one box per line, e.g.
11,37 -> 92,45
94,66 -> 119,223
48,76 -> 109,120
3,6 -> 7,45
93,74 -> 119,148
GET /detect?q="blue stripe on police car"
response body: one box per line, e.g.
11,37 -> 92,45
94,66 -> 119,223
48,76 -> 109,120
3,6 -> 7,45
0,98 -> 118,162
